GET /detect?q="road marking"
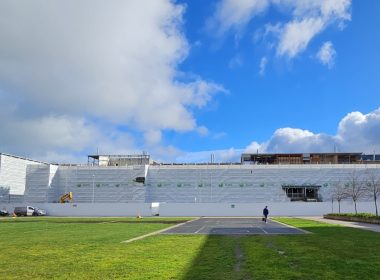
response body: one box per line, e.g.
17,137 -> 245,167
260,227 -> 268,234
121,218 -> 199,244
194,225 -> 206,234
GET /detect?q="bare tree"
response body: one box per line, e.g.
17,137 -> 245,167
331,180 -> 348,214
344,170 -> 366,214
365,169 -> 380,216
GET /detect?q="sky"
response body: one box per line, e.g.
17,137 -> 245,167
0,0 -> 380,163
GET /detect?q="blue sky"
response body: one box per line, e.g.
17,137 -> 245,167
0,0 -> 380,163
174,0 -> 380,151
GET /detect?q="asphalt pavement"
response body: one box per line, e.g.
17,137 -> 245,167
161,217 -> 309,235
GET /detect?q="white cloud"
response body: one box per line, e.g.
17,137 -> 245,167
317,41 -> 336,68
245,141 -> 261,153
259,56 -> 268,75
274,0 -> 351,58
276,17 -> 324,58
213,132 -> 227,140
209,0 -> 269,34
211,0 -> 351,59
144,130 -> 162,147
244,108 -> 380,155
0,0 -> 224,161
197,126 -> 209,136
260,128 -> 337,153
158,108 -> 380,163
337,109 -> 380,152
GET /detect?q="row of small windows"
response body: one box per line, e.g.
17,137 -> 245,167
73,182 -> 330,188
154,182 -> 264,188
73,182 -> 265,188
76,183 -> 134,188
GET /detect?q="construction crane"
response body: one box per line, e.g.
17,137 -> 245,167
59,192 -> 73,203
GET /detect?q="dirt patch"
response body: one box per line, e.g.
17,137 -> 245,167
234,238 -> 252,280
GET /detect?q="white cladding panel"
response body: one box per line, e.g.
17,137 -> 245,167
145,164 -> 380,203
24,164 -> 59,203
52,165 -> 147,203
0,154 -> 45,195
19,163 -> 380,204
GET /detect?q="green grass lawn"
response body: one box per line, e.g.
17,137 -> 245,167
1,217 -> 380,280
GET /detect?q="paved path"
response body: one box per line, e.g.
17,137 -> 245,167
301,216 -> 380,233
161,217 -> 309,235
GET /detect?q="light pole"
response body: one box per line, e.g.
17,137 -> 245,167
92,174 -> 95,203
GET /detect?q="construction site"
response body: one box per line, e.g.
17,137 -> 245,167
1,152 -> 379,216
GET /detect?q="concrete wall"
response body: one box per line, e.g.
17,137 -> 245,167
145,164 -> 380,203
24,165 -> 59,203
0,203 -> 152,217
0,201 -> 377,217
0,154 -> 46,195
159,202 -> 376,216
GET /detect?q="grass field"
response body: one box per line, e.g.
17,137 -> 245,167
1,217 -> 380,279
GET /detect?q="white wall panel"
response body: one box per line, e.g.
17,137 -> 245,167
0,154 -> 45,195
0,201 -> 376,217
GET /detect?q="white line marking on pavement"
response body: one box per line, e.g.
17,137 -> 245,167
195,225 -> 206,234
121,218 -> 199,244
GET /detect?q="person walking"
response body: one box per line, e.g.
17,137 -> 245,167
263,206 -> 269,223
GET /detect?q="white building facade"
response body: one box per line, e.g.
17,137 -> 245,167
1,153 -> 380,216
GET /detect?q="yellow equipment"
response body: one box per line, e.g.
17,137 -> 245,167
60,192 -> 73,203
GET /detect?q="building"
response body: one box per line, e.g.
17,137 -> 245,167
241,153 -> 363,165
1,152 -> 380,216
0,153 -> 47,203
87,153 -> 151,166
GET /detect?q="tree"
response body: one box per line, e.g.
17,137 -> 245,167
331,180 -> 348,214
365,169 -> 380,216
344,170 -> 366,214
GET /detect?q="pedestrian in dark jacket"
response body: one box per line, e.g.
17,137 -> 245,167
263,206 -> 269,223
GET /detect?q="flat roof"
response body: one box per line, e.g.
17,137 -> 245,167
242,152 -> 363,156
88,154 -> 150,159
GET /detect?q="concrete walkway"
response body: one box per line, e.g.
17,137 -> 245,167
300,216 -> 380,233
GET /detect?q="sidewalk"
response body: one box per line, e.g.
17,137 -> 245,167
300,216 -> 380,233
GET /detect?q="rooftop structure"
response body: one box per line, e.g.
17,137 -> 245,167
87,154 -> 151,166
241,153 -> 364,165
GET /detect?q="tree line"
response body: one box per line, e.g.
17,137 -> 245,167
331,169 -> 380,216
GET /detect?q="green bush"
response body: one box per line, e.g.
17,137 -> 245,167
325,213 -> 379,219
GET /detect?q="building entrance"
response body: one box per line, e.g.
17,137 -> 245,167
282,185 -> 320,202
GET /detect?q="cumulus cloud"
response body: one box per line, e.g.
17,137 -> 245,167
0,0 -> 224,162
317,41 -> 336,68
337,110 -> 380,152
244,108 -> 380,155
179,108 -> 380,163
259,128 -> 337,153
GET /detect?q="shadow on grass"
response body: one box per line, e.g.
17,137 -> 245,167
180,222 -> 380,280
